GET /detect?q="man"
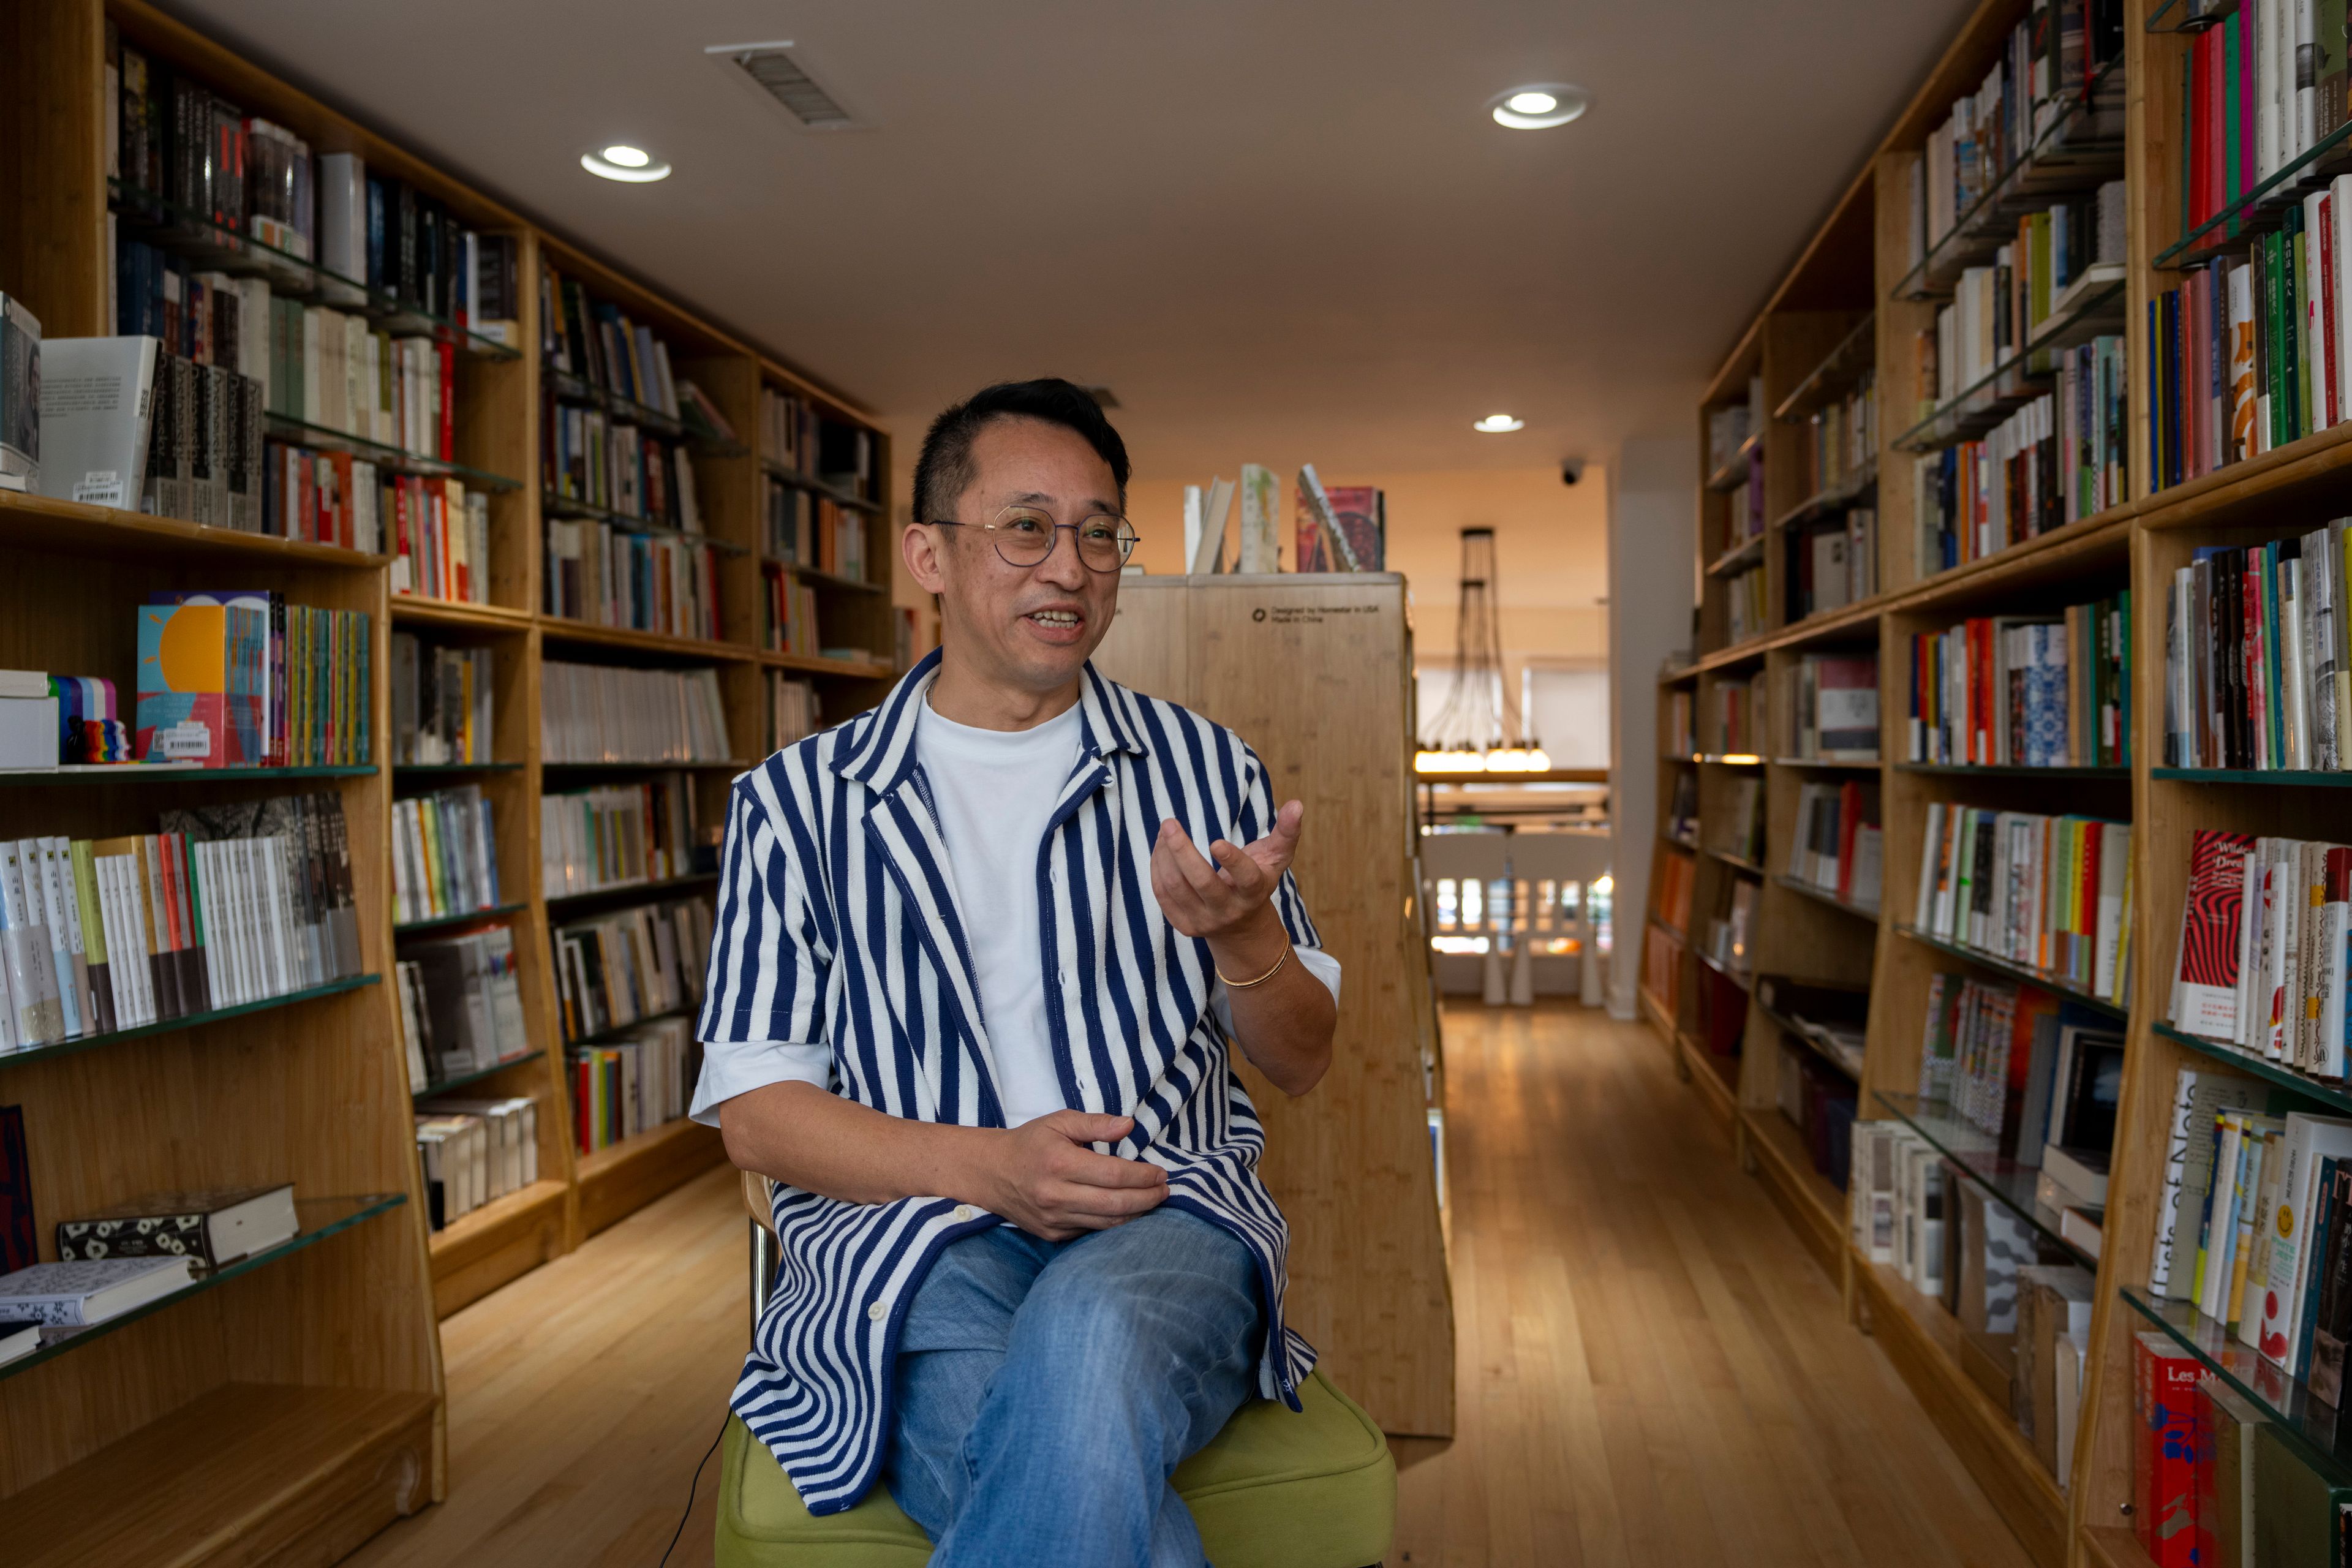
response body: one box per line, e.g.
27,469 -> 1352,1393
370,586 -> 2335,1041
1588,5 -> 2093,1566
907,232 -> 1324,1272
693,378 -> 1341,1567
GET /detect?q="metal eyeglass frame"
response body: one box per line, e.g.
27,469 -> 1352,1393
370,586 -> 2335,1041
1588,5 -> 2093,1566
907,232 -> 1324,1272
928,508 -> 1140,573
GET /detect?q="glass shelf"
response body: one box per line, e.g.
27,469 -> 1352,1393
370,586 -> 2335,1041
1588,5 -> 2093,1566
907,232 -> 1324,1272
1774,755 -> 1882,769
1873,1090 -> 2097,1267
758,458 -> 882,514
539,490 -> 750,554
1774,872 -> 1881,922
1775,314 -> 1878,423
1703,845 -> 1767,876
1703,434 -> 1762,494
266,413 -> 520,491
764,561 -> 888,595
1893,923 -> 2126,1018
393,761 -> 521,775
541,757 -> 753,772
1773,462 -> 1879,532
0,763 -> 376,786
1703,531 -> 1766,580
546,369 -> 685,439
565,1001 -> 696,1050
0,1194 -> 405,1383
107,178 -> 521,360
1897,762 -> 2129,778
2157,104 -> 2352,268
0,974 -> 380,1072
1891,62 -> 2127,303
1692,945 -> 1754,993
2147,0 -> 2237,30
2155,767 -> 2352,787
394,900 -> 526,936
1890,271 -> 2129,453
1754,995 -> 1866,1078
2150,1022 -> 2352,1115
543,871 -> 720,910
2120,1286 -> 2352,1487
414,1055 -> 539,1100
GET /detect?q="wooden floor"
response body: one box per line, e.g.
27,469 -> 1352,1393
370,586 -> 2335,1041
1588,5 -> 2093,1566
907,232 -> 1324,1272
342,1003 -> 2035,1567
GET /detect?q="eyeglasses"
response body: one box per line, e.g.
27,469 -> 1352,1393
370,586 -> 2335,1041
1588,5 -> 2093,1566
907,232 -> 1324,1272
930,506 -> 1140,573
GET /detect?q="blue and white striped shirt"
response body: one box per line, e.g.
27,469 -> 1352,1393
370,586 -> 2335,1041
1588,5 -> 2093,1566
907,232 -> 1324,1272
695,649 -> 1324,1515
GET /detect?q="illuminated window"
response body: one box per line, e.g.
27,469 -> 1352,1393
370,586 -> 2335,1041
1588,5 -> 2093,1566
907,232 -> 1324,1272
1435,878 -> 1458,930
1534,880 -> 1556,929
1561,880 -> 1584,923
1461,878 -> 1482,930
1431,935 -> 1491,955
1487,878 -> 1512,951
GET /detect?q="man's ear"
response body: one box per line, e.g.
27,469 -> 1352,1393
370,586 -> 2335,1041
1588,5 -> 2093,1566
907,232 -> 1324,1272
903,522 -> 950,595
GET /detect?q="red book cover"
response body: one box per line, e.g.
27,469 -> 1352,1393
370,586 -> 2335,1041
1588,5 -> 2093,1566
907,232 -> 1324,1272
2191,32 -> 2211,231
2176,828 -> 2258,1039
1836,782 -> 1861,900
2207,25 -> 2226,228
2133,1332 -> 2204,1566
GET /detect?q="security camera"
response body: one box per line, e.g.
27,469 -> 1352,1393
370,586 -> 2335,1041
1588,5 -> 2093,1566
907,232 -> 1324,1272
1561,460 -> 1585,486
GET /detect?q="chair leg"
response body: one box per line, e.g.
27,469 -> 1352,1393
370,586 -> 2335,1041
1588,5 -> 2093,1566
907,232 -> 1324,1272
749,1217 -> 779,1338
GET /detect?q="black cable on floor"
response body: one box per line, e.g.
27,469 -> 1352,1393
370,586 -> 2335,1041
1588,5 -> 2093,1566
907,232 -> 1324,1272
658,1414 -> 731,1567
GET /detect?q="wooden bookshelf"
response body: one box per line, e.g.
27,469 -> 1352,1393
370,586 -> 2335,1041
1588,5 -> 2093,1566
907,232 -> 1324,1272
0,0 -> 907,1551
1630,1 -> 2352,1563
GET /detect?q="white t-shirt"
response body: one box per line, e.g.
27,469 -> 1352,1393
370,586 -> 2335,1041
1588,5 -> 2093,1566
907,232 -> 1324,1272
694,694 -> 1340,1126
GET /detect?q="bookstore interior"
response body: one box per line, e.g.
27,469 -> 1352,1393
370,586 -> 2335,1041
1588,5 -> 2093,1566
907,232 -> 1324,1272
23,0 -> 2352,1564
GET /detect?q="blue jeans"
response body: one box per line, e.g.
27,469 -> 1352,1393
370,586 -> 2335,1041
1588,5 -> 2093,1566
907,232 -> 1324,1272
882,1205 -> 1265,1567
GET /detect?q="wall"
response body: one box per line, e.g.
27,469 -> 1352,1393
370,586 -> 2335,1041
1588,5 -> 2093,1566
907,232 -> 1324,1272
1605,435 -> 1698,1017
1124,465 -> 1611,717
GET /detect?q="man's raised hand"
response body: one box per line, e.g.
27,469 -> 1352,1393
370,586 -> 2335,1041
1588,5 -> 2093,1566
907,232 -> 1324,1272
1149,799 -> 1305,940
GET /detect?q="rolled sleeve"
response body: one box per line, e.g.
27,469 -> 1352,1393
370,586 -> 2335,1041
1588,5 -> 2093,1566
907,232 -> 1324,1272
1211,944 -> 1341,1038
695,777 -> 834,1126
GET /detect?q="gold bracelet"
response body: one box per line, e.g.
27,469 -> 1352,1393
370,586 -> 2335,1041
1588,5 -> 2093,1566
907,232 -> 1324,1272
1216,944 -> 1292,990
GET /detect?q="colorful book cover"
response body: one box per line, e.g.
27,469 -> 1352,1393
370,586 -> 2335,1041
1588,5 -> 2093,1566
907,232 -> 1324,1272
2135,1331 -> 2205,1567
1324,485 -> 1384,571
2176,829 -> 2258,1039
134,601 -> 228,764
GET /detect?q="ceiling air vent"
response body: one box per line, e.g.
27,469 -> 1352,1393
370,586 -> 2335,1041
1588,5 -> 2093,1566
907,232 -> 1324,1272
706,41 -> 863,131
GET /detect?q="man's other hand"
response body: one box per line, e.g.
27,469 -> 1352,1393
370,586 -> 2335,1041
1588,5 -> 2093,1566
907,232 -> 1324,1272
981,1111 -> 1168,1240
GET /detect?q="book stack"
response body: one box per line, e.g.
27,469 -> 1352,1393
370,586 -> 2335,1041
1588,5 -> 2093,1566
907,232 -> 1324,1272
0,672 -> 132,771
0,794 -> 363,1050
1783,652 -> 1879,761
540,777 -> 699,899
767,673 -> 820,752
568,1015 -> 699,1156
1917,972 -> 2122,1163
543,405 -> 704,533
1641,927 -> 1679,1009
1905,4 -> 2122,261
1667,690 -> 1696,756
390,636 -> 493,766
551,897 -> 714,1044
2163,527 -> 2348,771
134,593 -> 370,767
1775,1044 -> 1856,1186
67,313 -> 263,532
394,924 -> 529,1088
413,1098 -> 539,1230
758,385 -> 873,500
1727,564 -> 1768,643
2132,1352 -> 2339,1568
55,1183 -> 298,1275
1912,339 -> 2128,579
1903,594 -> 2132,766
542,522 -> 720,641
2167,829 -> 2352,1080
763,483 -> 869,579
1713,670 -> 1768,755
1654,851 -> 1695,936
539,264 -> 685,421
1850,1120 -> 1949,1293
1292,477 -> 1384,572
383,477 -> 489,603
764,568 -> 821,657
392,785 -> 500,926
1795,371 -> 1875,502
539,663 -> 731,764
1788,781 -> 1883,910
1913,804 -> 2133,1002
1786,510 -> 1876,620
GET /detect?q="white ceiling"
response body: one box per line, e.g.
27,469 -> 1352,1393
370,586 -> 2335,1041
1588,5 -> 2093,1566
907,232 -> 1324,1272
174,0 -> 1973,480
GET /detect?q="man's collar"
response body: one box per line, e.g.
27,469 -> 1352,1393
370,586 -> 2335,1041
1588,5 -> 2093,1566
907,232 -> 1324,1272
832,647 -> 1147,792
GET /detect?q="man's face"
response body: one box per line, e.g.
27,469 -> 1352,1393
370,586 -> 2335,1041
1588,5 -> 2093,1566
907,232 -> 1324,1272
914,417 -> 1123,696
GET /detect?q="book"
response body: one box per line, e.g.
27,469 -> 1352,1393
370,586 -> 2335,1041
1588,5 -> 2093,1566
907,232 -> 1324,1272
2134,1330 -> 2204,1566
567,1014 -> 699,1155
390,636 -> 493,767
56,1183 -> 296,1271
540,662 -> 731,764
2197,1378 -> 2265,1568
0,1314 -> 39,1366
1905,594 -> 2131,766
32,335 -> 157,508
2253,1112 -> 2352,1368
1237,464 -> 1279,573
414,1096 -> 541,1229
0,1254 -> 191,1325
1912,805 -> 2132,1000
0,294 -> 37,492
399,924 -> 529,1080
391,784 -> 501,926
0,1106 -> 30,1273
2167,528 -> 2352,767
543,516 -> 720,639
551,897 -> 714,1044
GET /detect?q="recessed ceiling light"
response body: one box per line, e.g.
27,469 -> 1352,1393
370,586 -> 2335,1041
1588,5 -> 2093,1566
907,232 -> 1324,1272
581,146 -> 673,182
1490,84 -> 1591,130
1474,414 -> 1525,434
601,144 -> 651,168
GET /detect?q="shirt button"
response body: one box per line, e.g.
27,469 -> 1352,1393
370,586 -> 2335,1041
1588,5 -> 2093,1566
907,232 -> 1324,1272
953,1205 -> 977,1222
867,1301 -> 887,1321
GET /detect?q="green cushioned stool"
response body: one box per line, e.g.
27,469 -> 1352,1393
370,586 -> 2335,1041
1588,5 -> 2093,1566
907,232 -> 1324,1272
722,1177 -> 1395,1567
714,1368 -> 1395,1568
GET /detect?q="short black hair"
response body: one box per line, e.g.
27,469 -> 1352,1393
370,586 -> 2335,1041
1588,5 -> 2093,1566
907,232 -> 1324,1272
913,379 -> 1131,526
